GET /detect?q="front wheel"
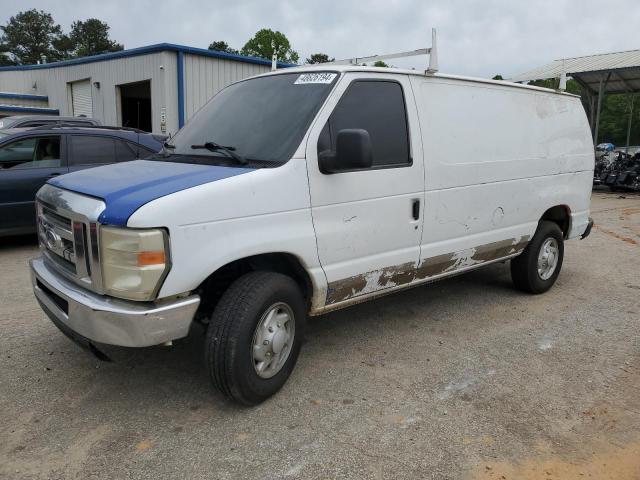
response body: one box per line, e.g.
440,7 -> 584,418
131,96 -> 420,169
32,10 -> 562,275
511,221 -> 564,294
204,271 -> 306,406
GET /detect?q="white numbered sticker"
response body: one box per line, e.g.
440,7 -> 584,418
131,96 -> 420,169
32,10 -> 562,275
294,73 -> 337,85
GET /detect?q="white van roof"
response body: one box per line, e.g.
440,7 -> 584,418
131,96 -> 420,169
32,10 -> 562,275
265,65 -> 579,98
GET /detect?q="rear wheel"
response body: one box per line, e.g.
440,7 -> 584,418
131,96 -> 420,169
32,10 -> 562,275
204,271 -> 306,406
511,221 -> 564,294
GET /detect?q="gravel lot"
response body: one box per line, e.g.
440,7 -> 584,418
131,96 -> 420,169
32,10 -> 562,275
1,192 -> 639,480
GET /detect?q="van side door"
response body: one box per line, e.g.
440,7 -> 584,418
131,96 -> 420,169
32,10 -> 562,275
305,73 -> 425,307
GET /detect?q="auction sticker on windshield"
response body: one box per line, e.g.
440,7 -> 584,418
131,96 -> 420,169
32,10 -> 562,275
294,73 -> 337,84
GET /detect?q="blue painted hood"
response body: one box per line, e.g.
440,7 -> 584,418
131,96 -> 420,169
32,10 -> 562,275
48,159 -> 254,226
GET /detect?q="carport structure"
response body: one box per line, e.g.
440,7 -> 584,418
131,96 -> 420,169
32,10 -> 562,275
511,49 -> 640,148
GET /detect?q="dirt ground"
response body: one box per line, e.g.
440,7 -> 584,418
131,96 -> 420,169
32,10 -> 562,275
1,191 -> 638,480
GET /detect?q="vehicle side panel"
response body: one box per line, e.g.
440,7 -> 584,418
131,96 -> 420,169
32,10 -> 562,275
411,76 -> 593,276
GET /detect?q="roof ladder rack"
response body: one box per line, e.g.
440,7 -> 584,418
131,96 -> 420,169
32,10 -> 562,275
320,28 -> 439,74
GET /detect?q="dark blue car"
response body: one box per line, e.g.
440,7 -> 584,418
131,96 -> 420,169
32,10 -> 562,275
0,126 -> 164,236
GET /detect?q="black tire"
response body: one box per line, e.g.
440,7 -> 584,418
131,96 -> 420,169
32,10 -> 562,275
510,221 -> 564,294
204,271 -> 306,406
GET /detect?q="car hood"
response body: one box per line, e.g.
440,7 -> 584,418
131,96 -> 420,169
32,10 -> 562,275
48,159 -> 255,226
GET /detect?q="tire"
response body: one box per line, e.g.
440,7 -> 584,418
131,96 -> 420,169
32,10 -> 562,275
204,271 -> 306,406
511,221 -> 564,294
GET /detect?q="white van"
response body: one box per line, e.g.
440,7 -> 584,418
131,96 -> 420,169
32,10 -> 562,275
30,66 -> 594,405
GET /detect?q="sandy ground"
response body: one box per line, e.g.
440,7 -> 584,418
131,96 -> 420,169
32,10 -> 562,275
0,191 -> 638,480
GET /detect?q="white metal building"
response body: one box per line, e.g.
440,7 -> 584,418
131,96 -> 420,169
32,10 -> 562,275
0,44 -> 293,134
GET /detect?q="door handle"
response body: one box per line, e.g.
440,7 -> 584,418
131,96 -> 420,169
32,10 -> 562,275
412,199 -> 420,220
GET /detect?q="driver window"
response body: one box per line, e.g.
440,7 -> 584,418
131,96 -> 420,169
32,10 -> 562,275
0,136 -> 61,169
317,80 -> 410,169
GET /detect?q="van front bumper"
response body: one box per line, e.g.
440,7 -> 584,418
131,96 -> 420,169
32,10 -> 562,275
30,257 -> 200,348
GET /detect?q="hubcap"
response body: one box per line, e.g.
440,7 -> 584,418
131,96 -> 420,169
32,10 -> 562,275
537,237 -> 559,280
252,302 -> 295,379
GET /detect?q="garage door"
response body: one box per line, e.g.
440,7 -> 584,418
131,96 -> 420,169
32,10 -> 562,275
70,80 -> 93,117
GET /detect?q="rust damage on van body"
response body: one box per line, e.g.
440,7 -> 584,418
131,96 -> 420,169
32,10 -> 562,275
325,236 -> 530,305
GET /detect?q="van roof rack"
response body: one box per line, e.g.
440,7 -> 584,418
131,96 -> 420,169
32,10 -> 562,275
320,28 -> 439,74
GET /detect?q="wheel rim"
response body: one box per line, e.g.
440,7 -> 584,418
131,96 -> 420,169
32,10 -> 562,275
537,237 -> 559,280
252,302 -> 295,379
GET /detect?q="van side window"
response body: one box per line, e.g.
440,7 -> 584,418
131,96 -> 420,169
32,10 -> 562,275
318,81 -> 410,168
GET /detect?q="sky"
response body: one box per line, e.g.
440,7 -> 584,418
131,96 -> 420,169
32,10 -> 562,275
2,0 -> 640,78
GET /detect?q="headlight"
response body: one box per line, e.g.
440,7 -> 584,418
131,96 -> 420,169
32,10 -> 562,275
100,226 -> 169,301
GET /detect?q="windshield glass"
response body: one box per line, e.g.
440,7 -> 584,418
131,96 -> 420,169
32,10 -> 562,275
167,72 -> 338,164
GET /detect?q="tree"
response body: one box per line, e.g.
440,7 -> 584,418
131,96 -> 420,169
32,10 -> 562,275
0,9 -> 65,64
241,29 -> 299,64
208,40 -> 239,55
52,34 -> 75,59
492,74 -> 504,80
0,44 -> 16,66
306,53 -> 334,64
373,60 -> 389,67
598,93 -> 640,146
69,18 -> 123,57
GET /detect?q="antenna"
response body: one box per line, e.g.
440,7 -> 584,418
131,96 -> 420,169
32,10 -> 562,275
321,28 -> 439,73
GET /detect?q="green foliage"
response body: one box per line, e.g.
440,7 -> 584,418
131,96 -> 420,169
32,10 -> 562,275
373,60 -> 389,68
241,29 -> 299,64
52,34 -> 75,59
69,18 -> 123,57
0,9 -> 65,64
492,74 -> 504,80
598,94 -> 639,146
0,45 -> 15,66
306,53 -> 334,64
0,10 -> 123,64
208,41 -> 239,55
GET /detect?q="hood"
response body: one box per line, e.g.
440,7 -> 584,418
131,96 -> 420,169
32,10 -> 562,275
48,159 -> 255,226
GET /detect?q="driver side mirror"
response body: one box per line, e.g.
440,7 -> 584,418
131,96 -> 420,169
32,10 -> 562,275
319,129 -> 373,174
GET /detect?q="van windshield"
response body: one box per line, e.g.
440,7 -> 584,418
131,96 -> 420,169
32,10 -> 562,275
166,72 -> 338,165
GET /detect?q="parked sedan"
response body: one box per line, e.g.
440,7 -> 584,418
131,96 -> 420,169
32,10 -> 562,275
0,126 -> 163,236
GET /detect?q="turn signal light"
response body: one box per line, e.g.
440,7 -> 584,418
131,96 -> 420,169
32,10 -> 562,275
138,251 -> 166,266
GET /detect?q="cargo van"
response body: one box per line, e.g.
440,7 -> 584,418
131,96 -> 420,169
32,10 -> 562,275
30,66 -> 594,405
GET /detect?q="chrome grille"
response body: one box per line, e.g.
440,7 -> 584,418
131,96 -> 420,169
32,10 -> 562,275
36,184 -> 106,294
38,205 -> 76,272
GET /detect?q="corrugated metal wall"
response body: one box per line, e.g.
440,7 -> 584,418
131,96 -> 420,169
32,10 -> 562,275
0,52 -> 178,133
0,50 -> 273,135
183,53 -> 270,120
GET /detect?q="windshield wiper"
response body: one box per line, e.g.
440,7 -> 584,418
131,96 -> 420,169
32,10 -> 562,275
191,141 -> 247,165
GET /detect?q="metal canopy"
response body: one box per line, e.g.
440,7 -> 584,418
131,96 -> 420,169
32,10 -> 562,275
510,49 -> 640,94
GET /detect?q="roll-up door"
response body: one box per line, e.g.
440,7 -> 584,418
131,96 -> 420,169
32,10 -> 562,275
70,80 -> 93,117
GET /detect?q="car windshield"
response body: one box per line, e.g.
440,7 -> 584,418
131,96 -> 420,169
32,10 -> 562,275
166,72 -> 338,164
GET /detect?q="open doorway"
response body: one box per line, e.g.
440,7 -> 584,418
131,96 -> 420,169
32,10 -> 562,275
118,80 -> 151,132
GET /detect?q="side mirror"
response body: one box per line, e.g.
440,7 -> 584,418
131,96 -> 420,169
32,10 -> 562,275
319,129 -> 373,173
